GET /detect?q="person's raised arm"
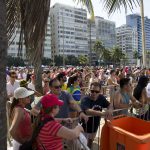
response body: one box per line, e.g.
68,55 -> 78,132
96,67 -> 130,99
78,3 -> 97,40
57,125 -> 83,140
129,93 -> 142,108
141,88 -> 150,104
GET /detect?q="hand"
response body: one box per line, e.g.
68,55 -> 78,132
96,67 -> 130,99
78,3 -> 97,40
63,118 -> 73,124
103,110 -> 113,120
30,108 -> 40,116
79,112 -> 88,123
132,101 -> 142,108
76,124 -> 84,132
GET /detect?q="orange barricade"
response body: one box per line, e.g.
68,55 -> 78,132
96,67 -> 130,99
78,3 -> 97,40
100,117 -> 150,150
100,120 -> 109,150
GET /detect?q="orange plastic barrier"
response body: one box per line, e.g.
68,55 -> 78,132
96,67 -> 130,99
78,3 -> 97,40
100,117 -> 150,150
100,121 -> 109,150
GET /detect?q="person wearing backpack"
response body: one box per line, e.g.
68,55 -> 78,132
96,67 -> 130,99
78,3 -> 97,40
35,94 -> 84,150
9,87 -> 34,150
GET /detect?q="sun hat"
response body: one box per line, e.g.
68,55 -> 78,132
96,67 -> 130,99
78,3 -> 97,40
14,87 -> 34,99
41,94 -> 64,109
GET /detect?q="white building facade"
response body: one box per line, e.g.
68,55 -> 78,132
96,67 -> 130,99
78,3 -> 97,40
95,16 -> 116,49
7,18 -> 51,59
50,3 -> 88,60
116,25 -> 138,60
43,14 -> 51,58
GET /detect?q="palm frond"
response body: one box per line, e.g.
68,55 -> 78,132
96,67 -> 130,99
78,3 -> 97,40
6,0 -> 21,45
101,0 -> 140,14
73,0 -> 94,19
18,0 -> 50,64
6,0 -> 50,65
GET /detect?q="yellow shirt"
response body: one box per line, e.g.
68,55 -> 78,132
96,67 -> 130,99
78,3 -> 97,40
61,83 -> 67,91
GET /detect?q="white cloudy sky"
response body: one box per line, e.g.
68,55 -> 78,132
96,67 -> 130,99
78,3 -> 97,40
50,0 -> 150,27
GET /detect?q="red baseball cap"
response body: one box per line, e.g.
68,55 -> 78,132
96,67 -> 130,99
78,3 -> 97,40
41,94 -> 64,109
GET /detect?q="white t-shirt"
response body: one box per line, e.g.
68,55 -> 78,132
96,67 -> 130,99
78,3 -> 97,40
18,73 -> 27,80
7,80 -> 20,96
28,82 -> 35,91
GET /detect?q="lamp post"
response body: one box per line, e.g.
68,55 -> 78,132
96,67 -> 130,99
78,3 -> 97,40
140,0 -> 146,68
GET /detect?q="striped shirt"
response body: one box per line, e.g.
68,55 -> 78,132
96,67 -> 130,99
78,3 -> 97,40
37,120 -> 63,150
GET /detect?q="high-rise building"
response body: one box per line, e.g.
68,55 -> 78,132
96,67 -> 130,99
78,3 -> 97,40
126,14 -> 150,55
116,25 -> 138,60
7,16 -> 51,59
50,3 -> 88,60
87,19 -> 96,63
43,14 -> 51,58
95,16 -> 116,49
87,19 -> 96,48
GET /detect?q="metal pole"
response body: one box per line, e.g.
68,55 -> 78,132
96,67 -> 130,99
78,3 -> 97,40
62,9 -> 65,67
140,0 -> 146,68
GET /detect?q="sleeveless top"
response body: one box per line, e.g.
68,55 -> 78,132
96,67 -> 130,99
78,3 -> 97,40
15,105 -> 32,140
121,92 -> 130,105
120,92 -> 130,114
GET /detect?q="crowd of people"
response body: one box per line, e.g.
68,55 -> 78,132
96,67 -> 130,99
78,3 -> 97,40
7,66 -> 150,150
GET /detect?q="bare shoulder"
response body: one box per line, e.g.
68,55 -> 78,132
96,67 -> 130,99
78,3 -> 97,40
14,107 -> 24,115
114,90 -> 121,97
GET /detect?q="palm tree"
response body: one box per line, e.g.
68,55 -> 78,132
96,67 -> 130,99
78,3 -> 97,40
93,40 -> 105,63
0,0 -> 139,149
133,50 -> 139,59
111,46 -> 125,65
78,55 -> 89,66
103,48 -> 112,64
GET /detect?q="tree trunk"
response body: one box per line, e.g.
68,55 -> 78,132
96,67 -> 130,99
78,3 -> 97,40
34,59 -> 43,94
0,0 -> 8,149
33,42 -> 43,94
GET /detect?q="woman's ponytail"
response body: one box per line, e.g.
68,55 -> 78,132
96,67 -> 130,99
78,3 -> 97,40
10,98 -> 19,118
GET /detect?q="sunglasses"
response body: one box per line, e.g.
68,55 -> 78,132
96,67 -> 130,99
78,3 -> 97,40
44,81 -> 49,83
53,85 -> 61,89
90,90 -> 99,94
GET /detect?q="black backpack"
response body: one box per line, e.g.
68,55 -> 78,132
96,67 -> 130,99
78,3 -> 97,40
19,117 -> 54,150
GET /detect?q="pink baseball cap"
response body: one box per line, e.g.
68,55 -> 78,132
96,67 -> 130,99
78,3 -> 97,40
41,94 -> 64,109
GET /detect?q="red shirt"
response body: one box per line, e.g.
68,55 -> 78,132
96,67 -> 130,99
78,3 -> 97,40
37,120 -> 63,150
16,106 -> 32,140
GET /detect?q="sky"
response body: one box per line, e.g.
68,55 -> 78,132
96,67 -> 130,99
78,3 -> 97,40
50,0 -> 150,27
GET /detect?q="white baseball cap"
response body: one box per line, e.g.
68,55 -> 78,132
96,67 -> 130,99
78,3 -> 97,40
14,87 -> 34,99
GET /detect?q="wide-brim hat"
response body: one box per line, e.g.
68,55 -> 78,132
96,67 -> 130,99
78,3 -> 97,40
14,87 -> 34,99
